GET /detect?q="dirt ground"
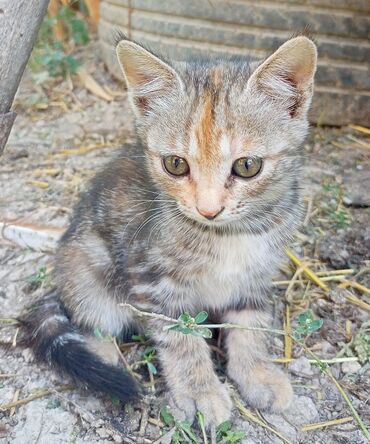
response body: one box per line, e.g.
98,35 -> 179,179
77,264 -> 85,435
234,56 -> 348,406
0,41 -> 369,444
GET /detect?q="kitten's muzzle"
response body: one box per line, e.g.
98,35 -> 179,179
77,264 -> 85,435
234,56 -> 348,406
196,206 -> 225,220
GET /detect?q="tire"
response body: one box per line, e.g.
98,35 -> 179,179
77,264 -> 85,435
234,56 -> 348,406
99,0 -> 370,126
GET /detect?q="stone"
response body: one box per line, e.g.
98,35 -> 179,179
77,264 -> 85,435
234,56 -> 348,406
341,361 -> 361,374
289,357 -> 314,377
343,170 -> 370,208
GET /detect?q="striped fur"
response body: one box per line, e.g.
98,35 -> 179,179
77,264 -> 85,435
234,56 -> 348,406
20,36 -> 317,426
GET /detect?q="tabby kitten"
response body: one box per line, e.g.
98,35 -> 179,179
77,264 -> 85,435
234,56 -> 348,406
21,36 -> 317,426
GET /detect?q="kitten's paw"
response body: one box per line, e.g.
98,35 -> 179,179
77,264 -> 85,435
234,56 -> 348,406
169,381 -> 232,427
235,363 -> 293,412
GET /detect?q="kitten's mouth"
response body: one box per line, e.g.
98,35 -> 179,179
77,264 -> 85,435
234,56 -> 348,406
179,206 -> 234,229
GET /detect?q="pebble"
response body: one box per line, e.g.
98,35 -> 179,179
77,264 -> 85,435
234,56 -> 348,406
341,361 -> 361,374
96,427 -> 110,439
289,356 -> 314,376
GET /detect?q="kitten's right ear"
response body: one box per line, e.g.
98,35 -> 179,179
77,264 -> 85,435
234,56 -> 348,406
247,36 -> 317,118
116,40 -> 182,117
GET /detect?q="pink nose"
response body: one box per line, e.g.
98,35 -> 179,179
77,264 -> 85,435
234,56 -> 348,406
196,207 -> 225,220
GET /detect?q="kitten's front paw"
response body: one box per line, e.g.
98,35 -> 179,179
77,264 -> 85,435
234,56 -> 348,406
233,363 -> 293,412
169,381 -> 232,427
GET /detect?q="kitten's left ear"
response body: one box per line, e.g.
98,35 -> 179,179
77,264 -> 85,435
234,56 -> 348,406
116,40 -> 182,117
247,36 -> 317,118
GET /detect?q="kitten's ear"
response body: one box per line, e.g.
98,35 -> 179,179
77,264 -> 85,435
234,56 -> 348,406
247,37 -> 317,117
116,40 -> 182,117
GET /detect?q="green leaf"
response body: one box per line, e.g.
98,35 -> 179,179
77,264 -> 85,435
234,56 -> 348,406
197,411 -> 205,429
46,399 -> 61,409
193,327 -> 213,339
298,310 -> 314,326
178,313 -> 193,323
143,346 -> 156,360
216,420 -> 245,443
131,334 -> 145,343
225,431 -> 246,443
176,326 -> 194,335
308,319 -> 323,332
70,18 -> 89,45
194,311 -> 208,324
94,327 -> 104,340
160,405 -> 175,426
216,420 -> 232,436
147,362 -> 157,375
178,420 -> 198,442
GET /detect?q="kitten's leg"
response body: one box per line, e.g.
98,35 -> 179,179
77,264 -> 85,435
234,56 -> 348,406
224,309 -> 293,412
152,322 -> 232,426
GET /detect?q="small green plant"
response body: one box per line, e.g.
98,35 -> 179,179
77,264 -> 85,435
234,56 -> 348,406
28,266 -> 49,288
216,421 -> 246,443
93,327 -> 113,342
46,398 -> 61,409
160,405 -> 199,443
166,311 -> 212,338
293,309 -> 323,341
331,208 -> 351,229
320,180 -> 351,229
131,334 -> 146,343
339,321 -> 370,364
322,181 -> 341,196
30,3 -> 89,79
142,346 -> 157,375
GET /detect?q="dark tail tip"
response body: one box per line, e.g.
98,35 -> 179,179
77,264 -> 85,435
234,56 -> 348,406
18,289 -> 140,404
50,337 -> 140,403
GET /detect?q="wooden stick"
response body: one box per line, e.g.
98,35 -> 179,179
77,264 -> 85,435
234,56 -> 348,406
285,249 -> 330,292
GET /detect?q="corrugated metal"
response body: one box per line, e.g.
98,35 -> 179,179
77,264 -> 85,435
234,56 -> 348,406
99,0 -> 370,126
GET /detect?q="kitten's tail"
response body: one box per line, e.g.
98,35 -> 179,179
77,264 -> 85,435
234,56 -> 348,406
19,289 -> 139,403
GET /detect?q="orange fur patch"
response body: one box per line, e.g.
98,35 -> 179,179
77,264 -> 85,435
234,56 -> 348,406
195,92 -> 221,165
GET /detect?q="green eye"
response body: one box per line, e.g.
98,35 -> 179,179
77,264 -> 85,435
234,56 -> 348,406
232,157 -> 262,178
163,156 -> 189,177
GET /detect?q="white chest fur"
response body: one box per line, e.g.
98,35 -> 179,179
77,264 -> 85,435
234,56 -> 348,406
141,228 -> 285,315
193,231 -> 278,311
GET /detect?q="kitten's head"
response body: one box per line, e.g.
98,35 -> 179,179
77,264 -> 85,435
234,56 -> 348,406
116,37 -> 317,233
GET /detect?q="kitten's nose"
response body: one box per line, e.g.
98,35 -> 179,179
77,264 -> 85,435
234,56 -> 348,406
196,206 -> 225,220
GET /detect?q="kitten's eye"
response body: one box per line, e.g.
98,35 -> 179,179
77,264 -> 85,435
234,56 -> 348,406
232,157 -> 262,178
163,156 -> 189,177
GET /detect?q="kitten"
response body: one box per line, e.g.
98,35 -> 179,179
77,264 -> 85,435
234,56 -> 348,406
20,36 -> 317,426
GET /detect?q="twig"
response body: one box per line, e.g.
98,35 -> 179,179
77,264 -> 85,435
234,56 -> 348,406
344,292 -> 370,313
349,124 -> 370,135
284,305 -> 292,364
0,385 -> 73,411
120,303 -> 286,336
274,275 -> 348,286
233,393 -> 292,444
301,416 -> 353,432
315,269 -> 354,276
139,405 -> 149,436
272,356 -> 359,364
0,318 -> 18,326
112,337 -> 141,380
303,197 -> 313,226
346,135 -> 370,149
339,280 -> 370,296
10,389 -> 20,416
147,417 -> 164,428
285,249 -> 329,292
